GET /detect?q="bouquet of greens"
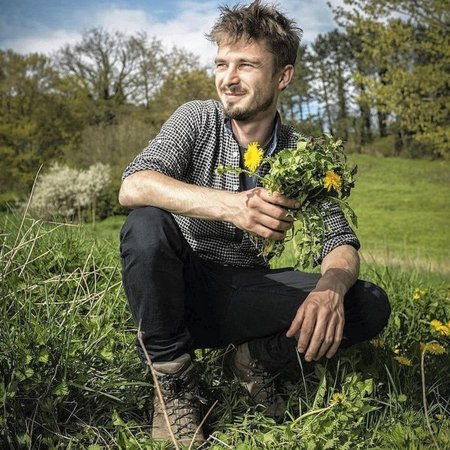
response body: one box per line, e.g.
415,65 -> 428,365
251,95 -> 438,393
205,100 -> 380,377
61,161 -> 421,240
217,133 -> 358,269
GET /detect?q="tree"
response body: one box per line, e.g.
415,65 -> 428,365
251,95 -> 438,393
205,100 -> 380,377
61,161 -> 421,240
57,28 -> 139,104
149,69 -> 217,120
29,162 -> 111,223
331,0 -> 449,157
279,45 -> 315,125
310,35 -> 336,136
0,50 -> 79,193
124,33 -> 167,108
310,30 -> 355,140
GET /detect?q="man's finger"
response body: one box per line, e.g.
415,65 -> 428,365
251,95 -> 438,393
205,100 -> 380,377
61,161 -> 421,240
261,190 -> 300,210
299,315 -> 320,359
286,307 -> 304,338
315,318 -> 338,360
326,318 -> 344,359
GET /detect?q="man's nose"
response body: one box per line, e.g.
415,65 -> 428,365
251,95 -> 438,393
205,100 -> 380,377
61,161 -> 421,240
223,66 -> 239,86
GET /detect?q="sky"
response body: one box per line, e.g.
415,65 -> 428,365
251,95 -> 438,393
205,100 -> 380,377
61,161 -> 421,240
0,0 -> 344,65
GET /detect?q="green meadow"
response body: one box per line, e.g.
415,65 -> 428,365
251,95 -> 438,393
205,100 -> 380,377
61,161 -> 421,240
348,155 -> 450,273
1,154 -> 449,449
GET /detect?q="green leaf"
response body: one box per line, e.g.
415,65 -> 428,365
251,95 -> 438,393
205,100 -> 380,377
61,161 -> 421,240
53,379 -> 69,396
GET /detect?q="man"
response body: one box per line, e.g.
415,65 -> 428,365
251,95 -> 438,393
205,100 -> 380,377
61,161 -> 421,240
119,0 -> 390,445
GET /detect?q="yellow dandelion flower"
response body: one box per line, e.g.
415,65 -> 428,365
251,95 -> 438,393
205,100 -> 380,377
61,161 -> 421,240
394,355 -> 412,366
330,393 -> 345,405
243,142 -> 264,172
430,320 -> 450,336
413,288 -> 426,301
323,170 -> 342,192
370,338 -> 385,348
422,342 -> 446,355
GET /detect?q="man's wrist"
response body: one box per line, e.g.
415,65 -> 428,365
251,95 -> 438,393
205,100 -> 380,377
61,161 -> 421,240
316,268 -> 355,297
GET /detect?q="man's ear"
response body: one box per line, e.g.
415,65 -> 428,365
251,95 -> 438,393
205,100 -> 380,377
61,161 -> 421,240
278,65 -> 295,91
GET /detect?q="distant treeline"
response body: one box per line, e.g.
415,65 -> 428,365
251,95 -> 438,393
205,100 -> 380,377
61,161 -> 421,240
1,0 -> 448,207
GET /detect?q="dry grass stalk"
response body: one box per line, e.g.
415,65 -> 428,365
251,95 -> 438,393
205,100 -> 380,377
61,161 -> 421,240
137,329 -> 180,450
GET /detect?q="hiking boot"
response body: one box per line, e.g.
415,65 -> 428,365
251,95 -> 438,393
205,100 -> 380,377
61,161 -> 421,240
223,342 -> 286,419
152,353 -> 206,446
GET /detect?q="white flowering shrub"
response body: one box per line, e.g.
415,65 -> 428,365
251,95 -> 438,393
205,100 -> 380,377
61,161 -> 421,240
29,162 -> 111,221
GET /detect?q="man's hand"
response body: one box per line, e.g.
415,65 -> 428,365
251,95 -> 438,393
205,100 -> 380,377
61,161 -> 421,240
232,187 -> 299,240
286,246 -> 360,362
286,288 -> 344,362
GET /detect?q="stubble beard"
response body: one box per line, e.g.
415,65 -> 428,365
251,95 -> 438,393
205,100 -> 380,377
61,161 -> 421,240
222,89 -> 276,121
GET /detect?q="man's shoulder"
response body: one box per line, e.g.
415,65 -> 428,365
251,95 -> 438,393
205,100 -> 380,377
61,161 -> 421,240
176,99 -> 224,121
278,123 -> 298,149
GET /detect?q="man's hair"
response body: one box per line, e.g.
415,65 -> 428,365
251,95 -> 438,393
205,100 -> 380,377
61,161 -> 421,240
206,0 -> 302,71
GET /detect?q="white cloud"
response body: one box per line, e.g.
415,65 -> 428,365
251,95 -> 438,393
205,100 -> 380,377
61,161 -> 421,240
1,0 -> 345,63
1,28 -> 81,55
282,0 -> 344,43
96,3 -> 219,65
95,8 -> 150,35
145,7 -> 218,65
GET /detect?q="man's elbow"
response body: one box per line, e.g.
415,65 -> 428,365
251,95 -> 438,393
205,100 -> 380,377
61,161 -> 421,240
118,180 -> 134,208
321,244 -> 360,273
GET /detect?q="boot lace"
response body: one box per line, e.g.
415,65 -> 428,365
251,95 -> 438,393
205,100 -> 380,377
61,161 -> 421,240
157,370 -> 204,437
247,359 -> 279,408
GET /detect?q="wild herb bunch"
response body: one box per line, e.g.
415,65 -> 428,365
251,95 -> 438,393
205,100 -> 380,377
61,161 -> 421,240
218,133 -> 358,269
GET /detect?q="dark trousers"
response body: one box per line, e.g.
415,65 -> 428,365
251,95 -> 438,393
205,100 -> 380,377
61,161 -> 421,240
120,207 -> 390,369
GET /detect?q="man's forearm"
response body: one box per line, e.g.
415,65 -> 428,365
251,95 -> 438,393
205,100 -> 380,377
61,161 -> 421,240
317,245 -> 360,296
118,170 -> 235,221
119,170 -> 300,240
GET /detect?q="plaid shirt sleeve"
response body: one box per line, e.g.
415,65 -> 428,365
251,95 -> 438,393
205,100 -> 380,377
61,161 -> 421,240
317,201 -> 360,264
122,102 -> 201,181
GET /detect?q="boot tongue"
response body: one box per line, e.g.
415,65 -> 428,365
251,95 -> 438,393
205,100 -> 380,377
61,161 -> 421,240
153,353 -> 192,375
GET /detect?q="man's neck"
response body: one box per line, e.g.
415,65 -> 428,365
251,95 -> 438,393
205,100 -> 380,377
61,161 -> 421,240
231,112 -> 277,149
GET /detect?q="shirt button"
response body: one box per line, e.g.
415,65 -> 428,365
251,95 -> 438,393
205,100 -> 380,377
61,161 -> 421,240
233,151 -> 239,158
234,184 -> 239,191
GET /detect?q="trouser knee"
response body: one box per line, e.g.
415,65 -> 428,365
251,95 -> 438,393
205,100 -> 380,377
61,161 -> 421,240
120,206 -> 183,261
345,280 -> 391,344
367,282 -> 391,337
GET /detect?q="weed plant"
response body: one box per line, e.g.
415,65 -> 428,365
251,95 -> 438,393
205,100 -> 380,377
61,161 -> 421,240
1,212 -> 449,449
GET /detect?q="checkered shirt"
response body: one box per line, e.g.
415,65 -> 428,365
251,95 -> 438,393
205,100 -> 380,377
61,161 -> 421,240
122,100 -> 360,267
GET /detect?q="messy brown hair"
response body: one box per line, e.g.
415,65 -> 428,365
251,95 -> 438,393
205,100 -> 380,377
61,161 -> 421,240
206,0 -> 302,72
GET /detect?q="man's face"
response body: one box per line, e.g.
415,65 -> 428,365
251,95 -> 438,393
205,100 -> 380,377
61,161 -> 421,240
214,39 -> 281,122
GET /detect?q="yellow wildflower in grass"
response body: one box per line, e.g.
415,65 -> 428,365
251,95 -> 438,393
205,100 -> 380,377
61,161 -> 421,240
243,142 -> 264,172
394,355 -> 412,366
413,288 -> 427,301
392,344 -> 401,355
323,170 -> 342,192
421,342 -> 446,355
330,393 -> 345,405
430,320 -> 450,336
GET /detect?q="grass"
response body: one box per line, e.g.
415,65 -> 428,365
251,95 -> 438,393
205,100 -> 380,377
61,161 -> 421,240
1,154 -> 449,449
347,155 -> 450,273
1,212 -> 449,449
